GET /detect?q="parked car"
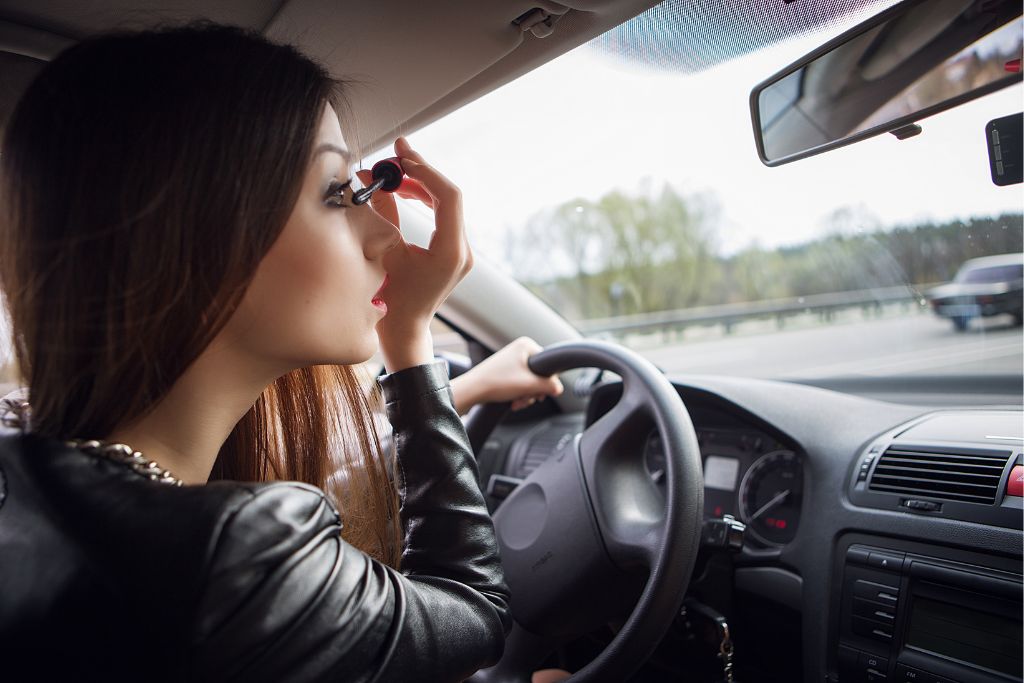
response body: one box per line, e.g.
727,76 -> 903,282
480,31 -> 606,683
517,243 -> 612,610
927,253 -> 1024,330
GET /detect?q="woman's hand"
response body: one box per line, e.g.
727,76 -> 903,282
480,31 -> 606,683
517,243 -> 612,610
450,337 -> 564,415
357,137 -> 472,373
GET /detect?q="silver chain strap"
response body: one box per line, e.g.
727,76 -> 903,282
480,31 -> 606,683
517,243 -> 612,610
2,396 -> 183,486
65,439 -> 183,487
0,397 -> 30,430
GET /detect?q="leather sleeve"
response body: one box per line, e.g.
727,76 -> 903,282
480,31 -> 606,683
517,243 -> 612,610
191,362 -> 510,683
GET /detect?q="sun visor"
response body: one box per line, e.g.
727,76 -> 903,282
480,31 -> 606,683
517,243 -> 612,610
267,0 -> 662,154
266,0 -> 539,156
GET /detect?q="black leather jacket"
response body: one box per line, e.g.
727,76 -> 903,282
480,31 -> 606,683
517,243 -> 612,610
0,362 -> 510,682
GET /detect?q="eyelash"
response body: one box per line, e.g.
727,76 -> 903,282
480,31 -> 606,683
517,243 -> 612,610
324,179 -> 353,208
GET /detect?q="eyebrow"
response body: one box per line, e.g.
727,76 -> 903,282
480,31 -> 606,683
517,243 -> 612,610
314,143 -> 352,163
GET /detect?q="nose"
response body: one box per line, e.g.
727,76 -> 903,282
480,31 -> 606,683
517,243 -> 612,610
359,207 -> 402,260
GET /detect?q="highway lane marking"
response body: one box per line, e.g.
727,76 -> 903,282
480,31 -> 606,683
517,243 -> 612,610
784,338 -> 1022,378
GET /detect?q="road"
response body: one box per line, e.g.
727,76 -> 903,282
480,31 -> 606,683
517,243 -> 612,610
632,312 -> 1023,379
3,311 -> 1020,400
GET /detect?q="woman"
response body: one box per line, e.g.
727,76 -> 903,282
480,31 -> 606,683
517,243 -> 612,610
0,22 -> 562,682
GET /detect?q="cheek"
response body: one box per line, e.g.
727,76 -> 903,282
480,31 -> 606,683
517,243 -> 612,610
227,210 -> 373,365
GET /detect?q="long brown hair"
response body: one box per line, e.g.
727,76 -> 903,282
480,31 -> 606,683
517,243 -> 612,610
0,23 -> 401,566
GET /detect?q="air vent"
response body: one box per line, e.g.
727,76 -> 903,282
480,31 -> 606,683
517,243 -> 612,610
868,445 -> 1011,504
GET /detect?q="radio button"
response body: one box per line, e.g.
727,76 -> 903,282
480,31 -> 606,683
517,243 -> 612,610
852,597 -> 896,622
867,551 -> 905,571
853,579 -> 899,604
894,664 -> 953,683
852,615 -> 894,641
860,651 -> 889,673
894,664 -> 924,681
847,545 -> 871,564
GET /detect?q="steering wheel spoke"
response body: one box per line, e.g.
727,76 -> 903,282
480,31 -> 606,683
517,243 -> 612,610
578,396 -> 664,568
464,340 -> 704,683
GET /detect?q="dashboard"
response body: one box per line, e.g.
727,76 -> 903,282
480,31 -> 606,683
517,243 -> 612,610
482,380 -> 809,551
474,373 -> 1023,683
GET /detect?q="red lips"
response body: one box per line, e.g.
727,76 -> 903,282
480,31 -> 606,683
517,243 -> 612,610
372,275 -> 388,302
372,274 -> 387,307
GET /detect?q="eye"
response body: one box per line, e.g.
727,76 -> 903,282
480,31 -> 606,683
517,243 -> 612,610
323,179 -> 353,207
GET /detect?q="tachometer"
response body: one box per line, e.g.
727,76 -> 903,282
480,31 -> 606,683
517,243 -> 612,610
738,450 -> 802,546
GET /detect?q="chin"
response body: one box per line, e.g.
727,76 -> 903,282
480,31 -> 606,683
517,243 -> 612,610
337,335 -> 379,366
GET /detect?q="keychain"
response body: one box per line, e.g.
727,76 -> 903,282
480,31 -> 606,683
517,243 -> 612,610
683,598 -> 736,683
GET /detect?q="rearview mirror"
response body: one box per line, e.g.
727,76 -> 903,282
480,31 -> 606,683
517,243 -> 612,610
751,0 -> 1022,166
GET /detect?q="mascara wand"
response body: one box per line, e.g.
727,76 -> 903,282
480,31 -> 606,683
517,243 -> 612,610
352,157 -> 405,205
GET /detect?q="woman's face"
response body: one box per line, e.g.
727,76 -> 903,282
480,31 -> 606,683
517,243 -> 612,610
222,105 -> 401,373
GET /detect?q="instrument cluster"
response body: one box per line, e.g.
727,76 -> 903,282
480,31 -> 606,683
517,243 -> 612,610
644,428 -> 804,547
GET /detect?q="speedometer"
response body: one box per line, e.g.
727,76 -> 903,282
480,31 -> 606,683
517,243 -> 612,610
738,450 -> 802,546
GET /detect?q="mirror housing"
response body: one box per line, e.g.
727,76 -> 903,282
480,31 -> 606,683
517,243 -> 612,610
751,0 -> 1022,166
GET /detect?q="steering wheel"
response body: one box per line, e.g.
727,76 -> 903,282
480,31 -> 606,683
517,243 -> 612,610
466,340 -> 704,683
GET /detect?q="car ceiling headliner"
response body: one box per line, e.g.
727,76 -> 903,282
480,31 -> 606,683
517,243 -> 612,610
0,0 -> 886,153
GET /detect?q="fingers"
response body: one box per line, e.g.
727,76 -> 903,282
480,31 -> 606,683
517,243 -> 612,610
393,177 -> 434,208
507,335 -> 565,411
509,337 -> 564,404
511,395 -> 543,411
532,670 -> 572,683
512,336 -> 543,356
394,137 -> 466,257
513,336 -> 563,395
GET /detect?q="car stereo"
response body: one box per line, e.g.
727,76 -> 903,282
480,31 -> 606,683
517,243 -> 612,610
835,541 -> 1022,683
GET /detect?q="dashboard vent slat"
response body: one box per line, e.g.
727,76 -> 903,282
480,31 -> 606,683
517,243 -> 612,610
876,466 -> 1003,483
876,456 -> 1003,473
868,445 -> 1011,505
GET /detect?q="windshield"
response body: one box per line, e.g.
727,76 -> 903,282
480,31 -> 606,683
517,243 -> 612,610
379,2 -> 1024,384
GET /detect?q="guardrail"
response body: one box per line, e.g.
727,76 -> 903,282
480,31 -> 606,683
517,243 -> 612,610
573,284 -> 933,338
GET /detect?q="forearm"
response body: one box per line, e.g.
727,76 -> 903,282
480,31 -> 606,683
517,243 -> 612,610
449,373 -> 486,416
378,325 -> 434,374
379,362 -> 507,595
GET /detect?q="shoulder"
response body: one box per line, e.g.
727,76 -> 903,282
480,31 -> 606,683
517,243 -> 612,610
191,482 -> 384,680
201,481 -> 341,573
0,430 -> 338,577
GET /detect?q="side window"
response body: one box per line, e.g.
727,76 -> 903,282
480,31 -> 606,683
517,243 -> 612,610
431,317 -> 469,360
0,316 -> 16,398
364,316 -> 470,376
0,361 -> 15,398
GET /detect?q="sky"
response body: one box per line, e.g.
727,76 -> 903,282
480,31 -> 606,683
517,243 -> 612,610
366,4 -> 1024,268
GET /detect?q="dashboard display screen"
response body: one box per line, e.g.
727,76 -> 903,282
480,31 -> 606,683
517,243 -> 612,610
704,455 -> 740,491
906,597 -> 1023,677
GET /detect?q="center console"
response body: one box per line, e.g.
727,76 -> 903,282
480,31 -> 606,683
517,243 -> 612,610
833,535 -> 1022,683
